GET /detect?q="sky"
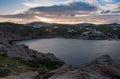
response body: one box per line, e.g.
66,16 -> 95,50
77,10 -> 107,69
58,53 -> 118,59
0,0 -> 120,24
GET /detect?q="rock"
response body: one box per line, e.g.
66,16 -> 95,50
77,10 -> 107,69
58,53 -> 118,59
0,44 -> 7,48
44,53 -> 61,61
91,54 -> 113,65
50,65 -> 73,74
0,41 -> 64,79
0,42 -> 62,61
49,55 -> 120,79
6,71 -> 38,79
18,44 -> 29,49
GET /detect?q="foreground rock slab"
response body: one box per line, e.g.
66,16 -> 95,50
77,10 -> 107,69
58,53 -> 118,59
5,71 -> 38,79
49,55 -> 120,79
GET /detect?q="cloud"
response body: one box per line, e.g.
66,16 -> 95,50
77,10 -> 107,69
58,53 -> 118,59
23,0 -> 65,8
0,0 -> 120,24
22,0 -> 108,8
23,2 -> 40,8
3,1 -> 98,18
103,0 -> 113,2
29,2 -> 98,14
100,3 -> 120,15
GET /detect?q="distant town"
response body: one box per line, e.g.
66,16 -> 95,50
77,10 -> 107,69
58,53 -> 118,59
0,22 -> 120,41
26,22 -> 120,40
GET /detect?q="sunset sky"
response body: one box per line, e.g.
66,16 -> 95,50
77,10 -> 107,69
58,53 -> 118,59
0,0 -> 120,24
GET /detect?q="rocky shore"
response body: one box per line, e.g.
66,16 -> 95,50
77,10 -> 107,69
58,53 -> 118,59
0,40 -> 120,79
49,55 -> 120,79
0,40 -> 64,79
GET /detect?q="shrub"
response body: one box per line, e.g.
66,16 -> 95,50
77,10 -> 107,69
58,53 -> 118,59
0,68 -> 11,77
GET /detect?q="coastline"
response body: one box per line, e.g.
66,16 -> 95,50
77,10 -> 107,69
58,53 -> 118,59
1,37 -> 120,79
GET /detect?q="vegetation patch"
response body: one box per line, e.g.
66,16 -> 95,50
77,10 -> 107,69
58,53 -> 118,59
0,68 -> 10,77
0,52 -> 64,77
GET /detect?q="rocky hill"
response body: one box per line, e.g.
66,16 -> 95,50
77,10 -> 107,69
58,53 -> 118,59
0,22 -> 41,41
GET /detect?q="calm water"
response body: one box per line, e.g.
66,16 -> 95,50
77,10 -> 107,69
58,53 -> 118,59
17,38 -> 120,66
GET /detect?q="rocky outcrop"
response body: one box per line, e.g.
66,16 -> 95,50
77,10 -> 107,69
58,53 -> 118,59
48,55 -> 120,79
0,41 -> 61,61
0,41 -> 64,79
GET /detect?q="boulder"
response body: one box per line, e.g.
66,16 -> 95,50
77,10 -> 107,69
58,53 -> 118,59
91,54 -> 113,65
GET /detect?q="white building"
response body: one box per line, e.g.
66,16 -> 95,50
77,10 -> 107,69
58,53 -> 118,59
82,29 -> 105,36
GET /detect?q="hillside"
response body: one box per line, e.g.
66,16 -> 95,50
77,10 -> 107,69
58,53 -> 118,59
0,22 -> 42,41
1,22 -> 120,40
